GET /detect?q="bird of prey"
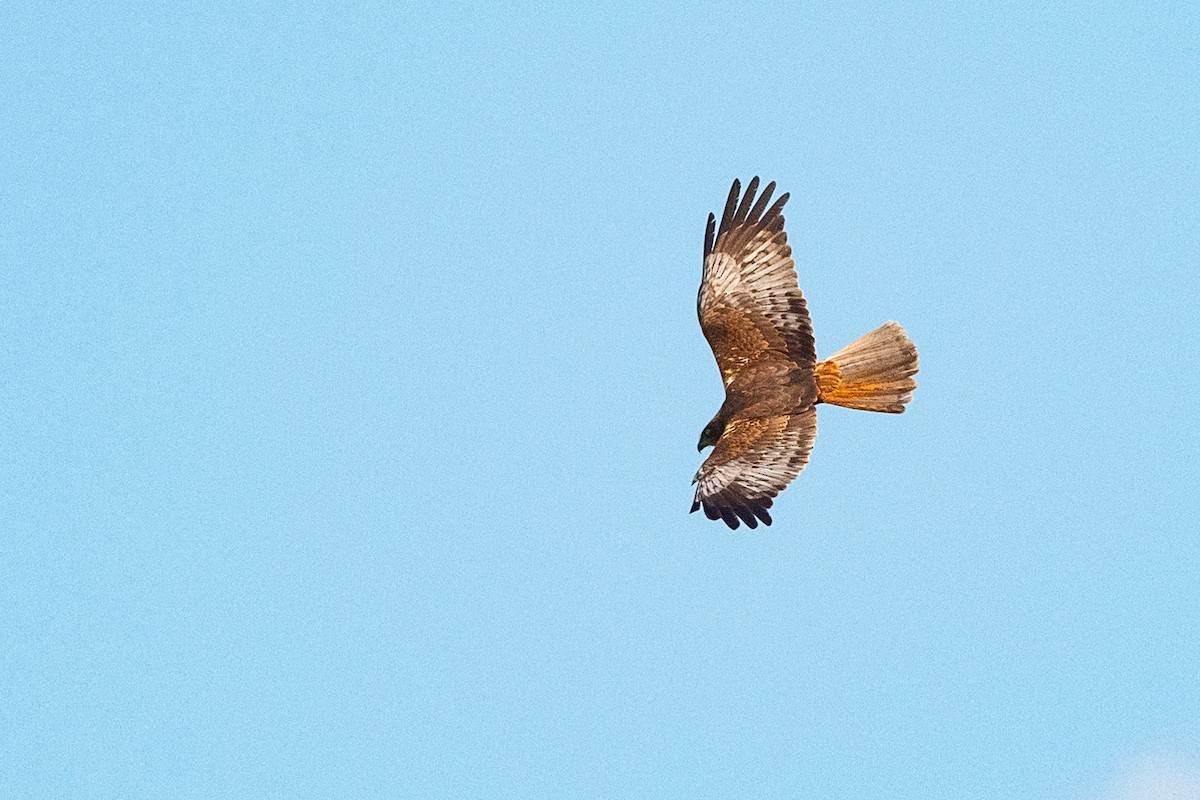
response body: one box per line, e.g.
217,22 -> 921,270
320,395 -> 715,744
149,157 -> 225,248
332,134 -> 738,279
691,177 -> 918,529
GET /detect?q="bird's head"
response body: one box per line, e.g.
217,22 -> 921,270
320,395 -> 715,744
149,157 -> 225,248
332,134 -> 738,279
697,419 -> 725,451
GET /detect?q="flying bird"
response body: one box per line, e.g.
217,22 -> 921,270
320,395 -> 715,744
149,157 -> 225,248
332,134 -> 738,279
691,177 -> 918,529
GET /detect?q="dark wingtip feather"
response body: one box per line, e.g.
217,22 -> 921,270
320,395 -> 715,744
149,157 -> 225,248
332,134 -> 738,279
747,181 -> 776,223
690,498 -> 700,513
719,507 -> 741,529
695,487 -> 783,528
732,176 -> 760,226
764,191 -> 790,222
733,505 -> 759,529
703,213 -> 715,260
718,179 -> 741,237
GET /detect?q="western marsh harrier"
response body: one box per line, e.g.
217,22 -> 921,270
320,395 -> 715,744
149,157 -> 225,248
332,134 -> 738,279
692,177 -> 919,529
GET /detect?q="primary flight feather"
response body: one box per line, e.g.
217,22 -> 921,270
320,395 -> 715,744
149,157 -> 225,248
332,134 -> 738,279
692,177 -> 919,529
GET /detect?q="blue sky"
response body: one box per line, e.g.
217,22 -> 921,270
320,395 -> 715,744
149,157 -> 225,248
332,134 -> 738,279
3,2 -> 1198,798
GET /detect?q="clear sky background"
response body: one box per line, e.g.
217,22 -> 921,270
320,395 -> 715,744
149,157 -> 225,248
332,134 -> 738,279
3,2 -> 1198,798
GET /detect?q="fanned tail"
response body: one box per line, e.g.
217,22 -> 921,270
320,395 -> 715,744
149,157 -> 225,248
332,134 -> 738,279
815,322 -> 918,413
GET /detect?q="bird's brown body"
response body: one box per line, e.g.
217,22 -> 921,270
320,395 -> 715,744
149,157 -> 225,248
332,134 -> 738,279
704,360 -> 814,441
691,178 -> 918,529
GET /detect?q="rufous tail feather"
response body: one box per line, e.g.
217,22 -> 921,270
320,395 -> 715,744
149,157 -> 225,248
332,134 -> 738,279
815,322 -> 918,413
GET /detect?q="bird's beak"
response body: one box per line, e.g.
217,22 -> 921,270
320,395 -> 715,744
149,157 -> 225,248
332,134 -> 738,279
697,441 -> 706,452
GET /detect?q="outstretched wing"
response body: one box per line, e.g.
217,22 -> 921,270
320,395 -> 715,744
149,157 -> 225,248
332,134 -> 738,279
690,409 -> 817,529
698,177 -> 815,386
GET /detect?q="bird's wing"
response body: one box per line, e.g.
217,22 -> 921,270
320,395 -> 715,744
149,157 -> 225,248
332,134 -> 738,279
690,408 -> 817,529
698,177 -> 816,387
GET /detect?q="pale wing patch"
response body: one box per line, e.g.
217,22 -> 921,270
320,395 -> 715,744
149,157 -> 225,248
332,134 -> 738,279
697,253 -> 742,309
